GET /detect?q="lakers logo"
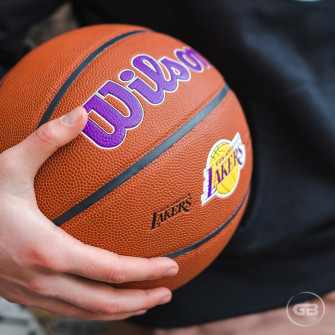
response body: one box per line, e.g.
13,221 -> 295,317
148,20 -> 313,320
201,133 -> 246,205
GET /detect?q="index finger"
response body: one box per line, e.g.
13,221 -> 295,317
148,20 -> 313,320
55,235 -> 179,284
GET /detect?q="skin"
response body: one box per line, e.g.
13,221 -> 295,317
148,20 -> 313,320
0,106 -> 179,321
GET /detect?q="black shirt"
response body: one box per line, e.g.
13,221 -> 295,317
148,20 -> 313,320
1,0 -> 335,328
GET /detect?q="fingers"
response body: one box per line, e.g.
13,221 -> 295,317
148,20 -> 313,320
27,272 -> 171,317
1,107 -> 87,181
55,237 -> 178,284
27,294 -> 147,321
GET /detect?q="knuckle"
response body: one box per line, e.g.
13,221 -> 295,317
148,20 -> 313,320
39,253 -> 57,272
144,269 -> 158,281
25,278 -> 47,295
33,123 -> 56,146
23,245 -> 56,272
105,264 -> 128,284
96,301 -> 121,315
139,289 -> 153,305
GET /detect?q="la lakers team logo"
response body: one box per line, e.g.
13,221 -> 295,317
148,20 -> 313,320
201,133 -> 246,205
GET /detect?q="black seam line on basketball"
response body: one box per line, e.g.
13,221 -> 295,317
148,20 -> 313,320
164,186 -> 250,259
37,30 -> 147,128
53,84 -> 229,226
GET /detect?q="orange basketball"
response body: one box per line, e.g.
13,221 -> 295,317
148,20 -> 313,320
0,24 -> 252,290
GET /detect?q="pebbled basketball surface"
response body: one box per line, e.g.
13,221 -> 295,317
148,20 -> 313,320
0,25 -> 253,290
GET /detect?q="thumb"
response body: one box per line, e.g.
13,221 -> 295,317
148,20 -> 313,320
7,107 -> 87,179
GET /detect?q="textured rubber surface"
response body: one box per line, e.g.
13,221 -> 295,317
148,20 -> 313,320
53,85 -> 230,226
38,30 -> 146,127
0,25 -> 253,290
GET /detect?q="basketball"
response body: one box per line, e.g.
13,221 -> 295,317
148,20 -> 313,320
0,24 -> 252,290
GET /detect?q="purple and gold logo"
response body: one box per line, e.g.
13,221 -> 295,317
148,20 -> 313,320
201,133 -> 246,205
82,47 -> 210,149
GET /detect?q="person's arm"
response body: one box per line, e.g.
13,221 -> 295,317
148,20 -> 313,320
0,106 -> 178,320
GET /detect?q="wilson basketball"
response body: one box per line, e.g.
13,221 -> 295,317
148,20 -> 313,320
0,25 -> 252,290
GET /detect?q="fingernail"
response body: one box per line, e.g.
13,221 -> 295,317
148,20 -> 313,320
62,107 -> 83,125
158,296 -> 171,305
163,268 -> 178,277
134,309 -> 147,315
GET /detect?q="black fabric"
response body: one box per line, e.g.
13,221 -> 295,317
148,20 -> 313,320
1,0 -> 335,328
0,0 -> 65,77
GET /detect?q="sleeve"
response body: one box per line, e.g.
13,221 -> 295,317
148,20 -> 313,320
0,0 -> 66,78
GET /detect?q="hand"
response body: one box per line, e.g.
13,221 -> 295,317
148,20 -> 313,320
0,107 -> 178,320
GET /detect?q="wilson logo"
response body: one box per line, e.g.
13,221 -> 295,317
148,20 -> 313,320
82,48 -> 210,149
151,194 -> 192,230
